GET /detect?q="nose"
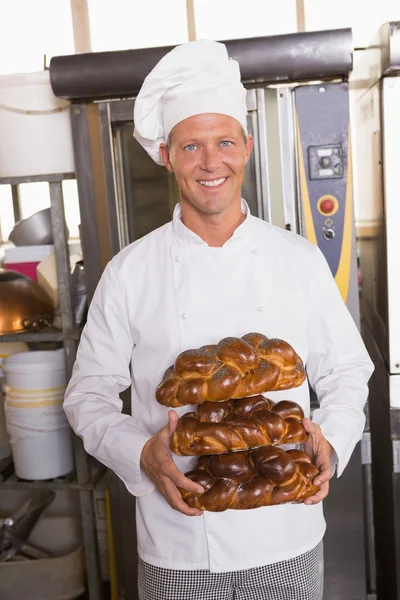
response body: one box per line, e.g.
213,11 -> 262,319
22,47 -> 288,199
200,145 -> 220,172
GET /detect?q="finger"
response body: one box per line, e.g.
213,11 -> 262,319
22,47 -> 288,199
302,418 -> 319,436
163,478 -> 203,516
314,460 -> 332,486
162,457 -> 205,494
168,410 -> 179,436
304,482 -> 329,505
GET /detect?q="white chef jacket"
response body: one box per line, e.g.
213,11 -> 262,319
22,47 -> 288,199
64,200 -> 374,572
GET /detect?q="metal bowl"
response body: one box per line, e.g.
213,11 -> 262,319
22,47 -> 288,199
9,208 -> 68,246
0,269 -> 54,334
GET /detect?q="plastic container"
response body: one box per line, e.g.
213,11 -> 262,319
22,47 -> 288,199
4,245 -> 54,281
5,398 -> 73,480
0,342 -> 29,453
2,349 -> 66,390
0,70 -> 75,178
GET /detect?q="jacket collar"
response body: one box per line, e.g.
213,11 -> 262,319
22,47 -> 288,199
172,199 -> 253,246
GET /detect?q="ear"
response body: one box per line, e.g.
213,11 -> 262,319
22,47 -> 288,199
244,134 -> 254,165
159,143 -> 174,172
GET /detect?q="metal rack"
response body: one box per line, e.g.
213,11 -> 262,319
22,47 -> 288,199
0,172 -> 104,599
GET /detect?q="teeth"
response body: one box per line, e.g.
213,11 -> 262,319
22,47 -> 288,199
199,178 -> 226,187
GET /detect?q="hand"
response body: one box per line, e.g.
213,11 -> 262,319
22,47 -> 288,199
302,418 -> 334,505
140,410 -> 204,516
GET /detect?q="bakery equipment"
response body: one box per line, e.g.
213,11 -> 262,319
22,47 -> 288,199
352,22 -> 400,600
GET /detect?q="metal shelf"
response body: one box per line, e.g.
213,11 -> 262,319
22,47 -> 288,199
0,172 -> 104,599
0,329 -> 81,343
0,172 -> 75,186
0,462 -> 106,491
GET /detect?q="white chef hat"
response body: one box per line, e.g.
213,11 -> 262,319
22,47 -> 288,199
133,39 -> 248,165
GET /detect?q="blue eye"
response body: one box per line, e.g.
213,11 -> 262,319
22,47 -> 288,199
220,141 -> 232,147
185,144 -> 197,151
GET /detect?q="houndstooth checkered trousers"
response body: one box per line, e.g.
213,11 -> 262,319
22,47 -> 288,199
138,541 -> 324,600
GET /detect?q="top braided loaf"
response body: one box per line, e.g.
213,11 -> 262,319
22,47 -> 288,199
156,332 -> 306,407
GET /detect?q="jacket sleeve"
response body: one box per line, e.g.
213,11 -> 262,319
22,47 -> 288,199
64,261 -> 155,497
306,246 -> 374,477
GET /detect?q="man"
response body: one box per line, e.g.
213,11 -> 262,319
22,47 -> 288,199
64,39 -> 374,600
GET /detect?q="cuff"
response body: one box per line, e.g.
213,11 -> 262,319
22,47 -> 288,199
104,416 -> 155,497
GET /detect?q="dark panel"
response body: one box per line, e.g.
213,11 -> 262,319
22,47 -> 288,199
363,322 -> 400,600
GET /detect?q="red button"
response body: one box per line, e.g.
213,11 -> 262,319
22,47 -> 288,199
320,198 -> 335,214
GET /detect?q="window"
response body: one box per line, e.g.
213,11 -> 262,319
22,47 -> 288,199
88,0 -> 189,52
304,0 -> 400,47
194,0 -> 297,40
0,0 -> 74,76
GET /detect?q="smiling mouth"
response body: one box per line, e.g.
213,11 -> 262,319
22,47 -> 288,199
198,177 -> 227,188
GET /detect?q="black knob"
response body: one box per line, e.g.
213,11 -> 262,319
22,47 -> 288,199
324,228 -> 335,240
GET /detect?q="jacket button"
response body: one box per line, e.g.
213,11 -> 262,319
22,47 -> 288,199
175,256 -> 182,262
253,249 -> 260,255
181,313 -> 188,320
257,306 -> 264,312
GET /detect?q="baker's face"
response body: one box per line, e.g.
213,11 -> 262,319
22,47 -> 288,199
159,114 -> 253,216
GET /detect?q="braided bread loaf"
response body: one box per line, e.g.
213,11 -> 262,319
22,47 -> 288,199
156,333 -> 306,407
181,447 -> 319,511
171,395 -> 307,456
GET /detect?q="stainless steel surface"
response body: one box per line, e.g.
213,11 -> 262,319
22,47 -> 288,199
256,88 -> 270,222
79,490 -> 104,600
380,22 -> 400,74
0,173 -> 74,185
113,127 -> 131,250
11,185 -> 21,224
49,182 -> 74,332
70,103 -> 108,302
263,88 -> 286,229
362,432 -> 372,465
277,88 -> 298,232
381,78 -> 400,374
392,440 -> 400,473
98,102 -> 122,256
10,207 -> 58,246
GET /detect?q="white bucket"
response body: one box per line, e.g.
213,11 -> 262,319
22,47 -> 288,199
0,342 -> 29,454
5,396 -> 73,480
0,70 -> 75,178
2,349 -> 66,391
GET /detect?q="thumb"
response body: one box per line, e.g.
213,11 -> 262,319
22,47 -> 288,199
302,417 -> 318,435
168,410 -> 179,436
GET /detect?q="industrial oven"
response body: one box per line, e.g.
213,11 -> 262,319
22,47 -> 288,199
351,21 -> 400,600
50,27 -> 368,599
